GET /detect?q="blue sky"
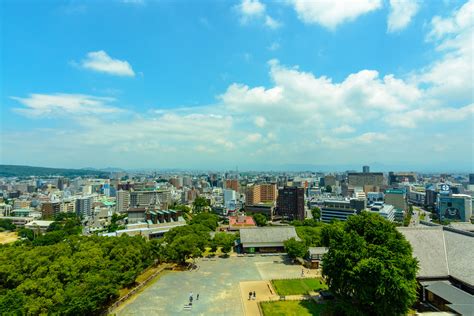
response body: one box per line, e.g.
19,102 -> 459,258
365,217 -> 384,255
1,0 -> 473,171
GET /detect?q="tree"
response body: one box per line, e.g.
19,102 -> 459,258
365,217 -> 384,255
284,237 -> 308,259
192,196 -> 209,213
213,232 -> 236,255
325,185 -> 332,193
167,234 -> 203,263
252,213 -> 267,226
322,212 -> 418,316
189,213 -> 219,231
296,226 -> 324,247
311,207 -> 321,221
0,219 -> 16,231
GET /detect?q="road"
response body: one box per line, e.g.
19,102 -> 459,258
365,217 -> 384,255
410,206 -> 432,226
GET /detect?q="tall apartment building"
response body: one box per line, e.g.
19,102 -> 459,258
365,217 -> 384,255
117,190 -> 130,213
169,177 -> 183,189
246,184 -> 278,205
41,202 -> 61,219
276,186 -> 305,221
225,179 -> 239,192
75,196 -> 93,217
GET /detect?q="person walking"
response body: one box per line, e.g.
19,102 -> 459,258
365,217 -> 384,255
253,291 -> 256,300
248,291 -> 252,300
197,293 -> 199,301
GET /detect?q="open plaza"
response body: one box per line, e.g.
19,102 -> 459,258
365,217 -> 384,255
115,255 -> 323,316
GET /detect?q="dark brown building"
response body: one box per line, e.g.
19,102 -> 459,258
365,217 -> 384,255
276,186 -> 305,221
41,202 -> 60,219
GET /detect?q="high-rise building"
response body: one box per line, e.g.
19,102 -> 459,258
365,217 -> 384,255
469,174 -> 474,185
169,177 -> 183,189
130,190 -> 171,209
117,190 -> 130,213
41,202 -> 61,219
363,165 -> 370,173
246,184 -> 278,205
276,186 -> 305,221
225,179 -> 239,192
75,196 -> 93,217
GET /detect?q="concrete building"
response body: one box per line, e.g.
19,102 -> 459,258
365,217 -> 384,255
348,172 -> 384,190
244,204 -> 275,220
117,190 -> 130,213
362,165 -> 370,173
130,190 -> 171,210
245,183 -> 277,205
321,199 -> 366,223
276,186 -> 305,221
225,179 -> 239,192
41,202 -> 61,219
75,196 -> 93,217
25,220 -> 55,233
438,194 -> 472,222
368,203 -> 396,222
384,189 -> 407,212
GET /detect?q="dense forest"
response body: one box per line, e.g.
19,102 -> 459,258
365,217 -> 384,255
0,235 -> 159,315
0,165 -> 109,178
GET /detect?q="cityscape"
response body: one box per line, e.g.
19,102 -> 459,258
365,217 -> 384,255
1,0 -> 473,316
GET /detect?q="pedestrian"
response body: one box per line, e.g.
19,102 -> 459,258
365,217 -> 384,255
253,291 -> 256,300
248,291 -> 252,300
197,294 -> 199,300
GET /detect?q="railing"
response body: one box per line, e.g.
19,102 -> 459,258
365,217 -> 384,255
104,263 -> 172,315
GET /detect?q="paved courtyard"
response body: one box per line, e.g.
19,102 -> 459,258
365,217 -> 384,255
116,255 -> 313,316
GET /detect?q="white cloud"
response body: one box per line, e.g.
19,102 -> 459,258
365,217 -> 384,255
254,116 -> 267,127
243,133 -> 262,143
80,50 -> 135,77
265,15 -> 281,29
289,0 -> 382,29
387,0 -> 420,33
11,93 -> 121,117
236,0 -> 281,29
386,104 -> 474,128
268,41 -> 280,51
418,0 -> 473,103
333,125 -> 355,134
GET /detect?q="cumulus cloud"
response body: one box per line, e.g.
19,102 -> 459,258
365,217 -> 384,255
11,93 -> 121,117
387,0 -> 420,33
79,50 -> 135,76
236,0 -> 280,29
289,0 -> 382,29
254,116 -> 267,127
418,0 -> 474,103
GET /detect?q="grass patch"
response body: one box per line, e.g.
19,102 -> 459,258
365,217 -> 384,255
260,300 -> 325,316
272,278 -> 328,296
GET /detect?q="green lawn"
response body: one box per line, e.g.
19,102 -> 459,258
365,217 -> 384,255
271,278 -> 328,296
260,300 -> 325,316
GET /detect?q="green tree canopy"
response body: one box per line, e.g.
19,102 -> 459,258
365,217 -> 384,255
311,207 -> 321,221
0,219 -> 16,231
192,196 -> 209,213
322,212 -> 418,316
325,185 -> 332,193
284,237 -> 308,259
189,213 -> 219,231
251,213 -> 267,226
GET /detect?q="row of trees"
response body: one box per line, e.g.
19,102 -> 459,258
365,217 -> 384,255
153,213 -> 237,264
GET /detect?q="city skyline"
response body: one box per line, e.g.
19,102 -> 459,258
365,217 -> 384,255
1,0 -> 473,171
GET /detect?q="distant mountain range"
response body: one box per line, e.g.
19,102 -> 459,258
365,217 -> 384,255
0,165 -> 111,178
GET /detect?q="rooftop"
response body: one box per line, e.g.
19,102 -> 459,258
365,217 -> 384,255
398,226 -> 474,286
240,226 -> 299,244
